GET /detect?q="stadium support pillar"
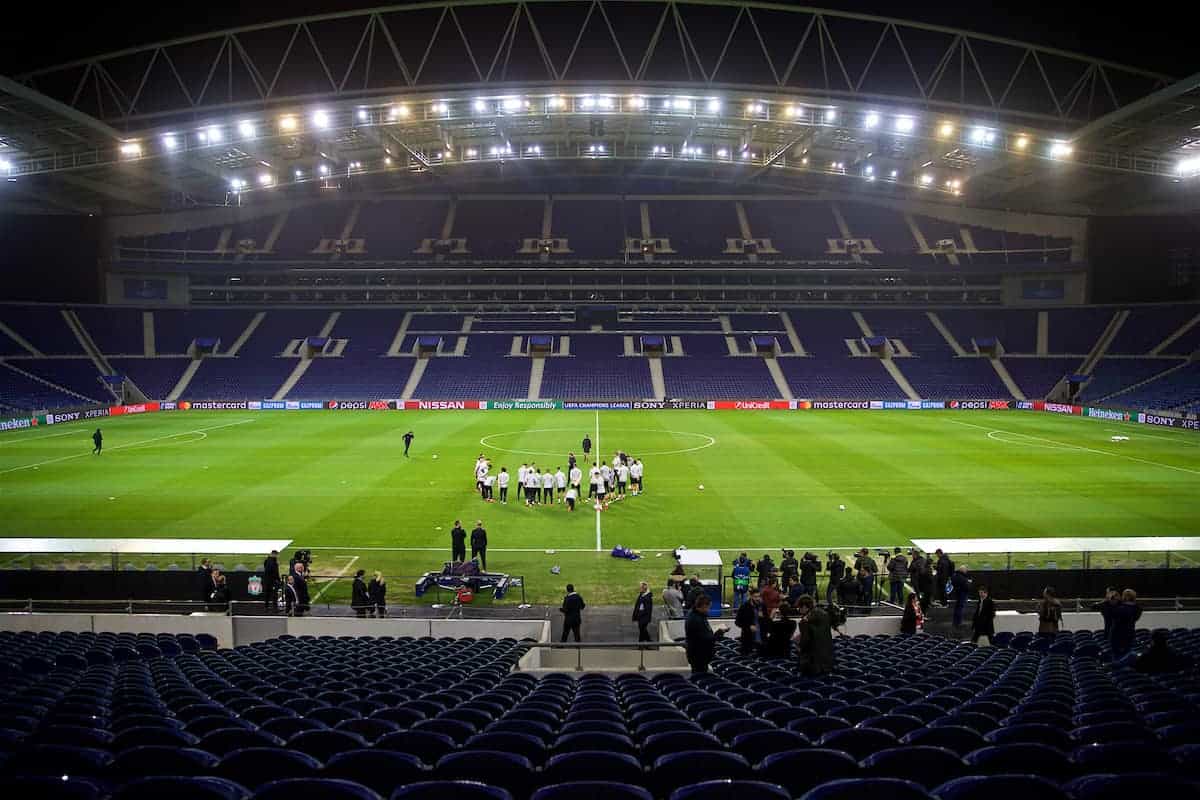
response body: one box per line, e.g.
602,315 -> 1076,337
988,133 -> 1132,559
1079,311 -> 1128,375
648,358 -> 666,400
880,359 -> 920,401
401,359 -> 428,400
1037,312 -> 1050,356
527,358 -> 544,400
926,312 -> 968,357
851,311 -> 875,338
167,360 -> 203,402
142,312 -> 156,357
780,313 -> 807,357
1150,311 -> 1200,356
724,336 -> 740,355
226,313 -> 265,357
765,359 -> 794,400
990,360 -> 1027,401
387,313 -> 413,357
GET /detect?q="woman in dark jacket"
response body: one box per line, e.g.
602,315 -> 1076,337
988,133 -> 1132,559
1037,586 -> 1063,635
900,592 -> 922,635
368,571 -> 387,618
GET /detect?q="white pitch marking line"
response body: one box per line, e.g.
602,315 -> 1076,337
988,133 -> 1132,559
0,418 -> 256,476
594,410 -> 602,553
479,427 -> 715,457
0,429 -> 84,446
1105,427 -> 1199,446
310,554 -> 360,603
947,418 -> 1200,477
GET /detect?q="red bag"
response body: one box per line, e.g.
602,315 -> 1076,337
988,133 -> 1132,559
456,586 -> 475,604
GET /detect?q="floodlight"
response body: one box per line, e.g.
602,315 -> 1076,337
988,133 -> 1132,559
1015,134 -> 1029,150
466,148 -> 478,158
785,105 -> 798,118
581,96 -> 596,109
938,122 -> 955,138
717,148 -> 728,158
970,126 -> 995,145
258,173 -> 273,186
356,109 -> 368,122
0,158 -> 12,172
628,96 -> 646,110
119,142 -> 141,157
824,108 -> 837,122
673,97 -> 691,111
1178,157 -> 1200,176
390,105 -> 409,119
312,110 -> 331,129
162,134 -> 179,151
1049,141 -> 1074,159
894,116 -> 915,134
294,169 -> 303,178
889,169 -> 898,178
279,116 -> 298,131
920,173 -> 934,185
503,97 -> 523,112
238,120 -> 256,138
598,96 -> 614,110
864,164 -> 874,175
706,98 -> 721,113
229,178 -> 245,191
800,157 -> 809,165
431,102 -> 448,114
864,112 -> 881,129
318,164 -> 330,176
741,149 -> 752,159
549,96 -> 566,109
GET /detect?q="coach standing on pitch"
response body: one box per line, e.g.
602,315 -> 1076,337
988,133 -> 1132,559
470,520 -> 488,569
403,430 -> 414,457
450,520 -> 467,563
92,428 -> 103,455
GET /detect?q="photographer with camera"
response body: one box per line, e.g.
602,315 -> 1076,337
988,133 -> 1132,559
792,595 -> 834,675
799,551 -> 821,598
854,548 -> 879,606
779,549 -> 799,592
825,552 -> 845,606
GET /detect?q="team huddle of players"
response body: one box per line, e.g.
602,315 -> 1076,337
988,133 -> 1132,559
472,435 -> 645,512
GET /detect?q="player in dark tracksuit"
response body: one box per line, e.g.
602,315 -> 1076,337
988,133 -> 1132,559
403,431 -> 414,457
581,435 -> 592,463
92,429 -> 103,455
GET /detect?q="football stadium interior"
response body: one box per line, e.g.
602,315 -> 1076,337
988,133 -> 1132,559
2,1 -> 1200,798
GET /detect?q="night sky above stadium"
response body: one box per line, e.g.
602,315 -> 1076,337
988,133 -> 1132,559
0,1 -> 1191,77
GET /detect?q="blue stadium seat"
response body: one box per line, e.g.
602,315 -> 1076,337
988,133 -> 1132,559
817,727 -> 898,760
251,778 -> 381,800
541,751 -> 647,788
217,748 -> 324,788
466,732 -> 549,766
10,745 -> 114,778
532,782 -> 652,800
113,777 -> 250,800
669,780 -> 789,800
324,750 -> 426,796
11,777 -> 104,800
390,781 -> 512,800
983,724 -> 1072,750
288,729 -> 370,761
756,749 -> 859,797
933,775 -> 1069,800
436,751 -> 536,799
1064,774 -> 1200,800
901,726 -> 986,756
858,714 -> 924,738
799,778 -> 931,800
112,746 -> 221,778
1072,743 -> 1178,774
651,752 -> 752,798
963,744 -> 1075,781
730,730 -> 809,763
553,731 -> 639,758
259,717 -> 326,739
114,726 -> 201,750
861,746 -> 965,788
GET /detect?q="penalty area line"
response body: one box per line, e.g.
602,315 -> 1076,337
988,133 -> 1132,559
946,419 -> 1200,477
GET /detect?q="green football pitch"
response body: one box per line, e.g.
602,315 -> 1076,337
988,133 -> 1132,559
1,409 -> 1198,605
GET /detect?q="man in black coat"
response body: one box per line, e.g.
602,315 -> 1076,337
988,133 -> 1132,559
934,549 -> 954,605
292,565 -> 310,617
92,428 -> 103,455
799,552 -> 821,597
262,550 -> 280,613
470,520 -> 488,569
450,520 -> 467,563
560,584 -> 586,642
352,569 -> 370,618
794,595 -> 834,676
825,553 -> 845,606
735,587 -> 763,656
685,594 -> 724,673
283,575 -> 300,616
632,581 -> 654,642
971,585 -> 995,646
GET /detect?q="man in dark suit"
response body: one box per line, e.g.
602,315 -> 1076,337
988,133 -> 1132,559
972,585 -> 996,646
560,584 -> 586,642
794,595 -> 834,676
262,550 -> 280,613
735,587 -> 763,656
351,569 -> 370,618
685,594 -> 724,673
632,581 -> 654,642
292,564 -> 310,617
470,520 -> 488,569
450,520 -> 467,563
283,575 -> 299,615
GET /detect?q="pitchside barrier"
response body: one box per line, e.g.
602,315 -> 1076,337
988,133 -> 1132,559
4,397 -> 1198,432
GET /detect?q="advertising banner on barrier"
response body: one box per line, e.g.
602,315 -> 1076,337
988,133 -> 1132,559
920,401 -> 947,409
109,402 -> 160,417
481,400 -> 560,410
1016,401 -> 1035,410
0,416 -> 34,431
563,401 -> 633,410
948,400 -> 1013,410
43,410 -> 84,425
1040,402 -> 1082,415
797,400 -> 872,410
182,401 -> 248,410
707,400 -> 792,410
1138,412 -> 1200,430
1085,407 -> 1132,422
404,400 -> 486,410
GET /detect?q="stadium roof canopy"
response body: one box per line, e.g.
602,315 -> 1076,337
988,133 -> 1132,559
1,0 -> 1197,217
